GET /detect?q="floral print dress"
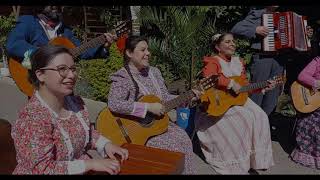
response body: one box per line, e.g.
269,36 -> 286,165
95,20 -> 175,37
11,91 -> 111,174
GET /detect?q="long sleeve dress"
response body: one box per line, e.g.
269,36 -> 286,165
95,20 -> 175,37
195,55 -> 274,174
290,56 -> 320,169
107,66 -> 196,174
11,91 -> 111,174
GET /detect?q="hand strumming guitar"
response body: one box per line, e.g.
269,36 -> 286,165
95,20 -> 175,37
146,102 -> 165,116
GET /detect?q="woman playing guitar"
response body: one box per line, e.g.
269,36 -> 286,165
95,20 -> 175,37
105,35 -> 203,174
196,32 -> 276,174
290,56 -> 320,169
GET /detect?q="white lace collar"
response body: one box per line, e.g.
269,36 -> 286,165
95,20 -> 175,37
216,56 -> 243,77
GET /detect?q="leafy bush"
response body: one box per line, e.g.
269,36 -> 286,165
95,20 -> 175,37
75,43 -> 123,102
139,6 -> 251,90
0,13 -> 16,62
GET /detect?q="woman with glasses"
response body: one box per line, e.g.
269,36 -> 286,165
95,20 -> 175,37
11,45 -> 128,174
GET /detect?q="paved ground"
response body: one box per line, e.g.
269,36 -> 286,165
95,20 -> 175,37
1,76 -> 320,175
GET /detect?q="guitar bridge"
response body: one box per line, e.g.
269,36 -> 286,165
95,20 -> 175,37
301,86 -> 309,105
214,89 -> 220,106
115,118 -> 132,143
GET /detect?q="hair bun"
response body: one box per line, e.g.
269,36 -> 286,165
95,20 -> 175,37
212,33 -> 222,42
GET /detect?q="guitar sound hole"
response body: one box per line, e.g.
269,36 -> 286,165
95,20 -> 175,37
139,113 -> 155,127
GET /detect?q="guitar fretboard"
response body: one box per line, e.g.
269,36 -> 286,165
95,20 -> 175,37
71,35 -> 106,57
239,81 -> 269,93
163,91 -> 195,113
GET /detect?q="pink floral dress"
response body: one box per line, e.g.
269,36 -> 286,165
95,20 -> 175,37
11,91 -> 111,174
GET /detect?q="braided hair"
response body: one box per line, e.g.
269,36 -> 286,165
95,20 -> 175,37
123,35 -> 148,100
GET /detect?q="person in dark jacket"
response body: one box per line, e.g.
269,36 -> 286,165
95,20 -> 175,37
6,6 -> 115,65
231,6 -> 313,115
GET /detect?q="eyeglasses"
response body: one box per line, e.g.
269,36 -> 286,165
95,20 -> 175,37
40,65 -> 78,78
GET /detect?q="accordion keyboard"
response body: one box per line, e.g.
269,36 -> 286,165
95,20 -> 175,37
263,14 -> 276,51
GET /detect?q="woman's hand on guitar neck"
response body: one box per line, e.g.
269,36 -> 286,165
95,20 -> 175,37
103,33 -> 118,49
262,79 -> 277,94
191,89 -> 204,102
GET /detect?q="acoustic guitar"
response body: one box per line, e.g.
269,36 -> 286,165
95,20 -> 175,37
8,21 -> 130,97
201,75 -> 285,117
96,75 -> 218,146
87,143 -> 185,175
291,81 -> 320,113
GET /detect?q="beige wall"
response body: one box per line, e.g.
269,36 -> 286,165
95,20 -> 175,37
0,77 -> 107,124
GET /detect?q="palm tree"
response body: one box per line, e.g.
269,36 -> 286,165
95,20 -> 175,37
138,6 -> 216,89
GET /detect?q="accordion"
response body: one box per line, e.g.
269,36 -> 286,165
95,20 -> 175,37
262,11 -> 311,52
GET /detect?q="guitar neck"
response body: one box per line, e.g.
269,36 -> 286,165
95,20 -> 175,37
239,81 -> 269,93
71,35 -> 106,57
163,91 -> 195,113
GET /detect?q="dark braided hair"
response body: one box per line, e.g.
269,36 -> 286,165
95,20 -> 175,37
123,35 -> 148,100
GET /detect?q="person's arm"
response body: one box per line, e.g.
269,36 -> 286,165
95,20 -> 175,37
12,111 -> 86,174
107,71 -> 148,118
63,28 -> 109,60
6,16 -> 38,61
298,57 -> 320,89
203,59 -> 233,89
231,9 -> 263,39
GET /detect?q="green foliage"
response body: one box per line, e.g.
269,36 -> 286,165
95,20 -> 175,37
139,6 -> 216,88
72,25 -> 87,42
138,6 -> 250,89
0,13 -> 16,60
98,9 -> 121,32
151,62 -> 175,85
76,43 -> 123,102
234,38 -> 252,65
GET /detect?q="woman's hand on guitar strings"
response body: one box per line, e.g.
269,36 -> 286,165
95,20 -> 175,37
231,82 -> 242,94
146,103 -> 165,116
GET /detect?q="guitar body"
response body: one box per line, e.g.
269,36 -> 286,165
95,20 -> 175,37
291,81 -> 320,113
96,95 -> 169,146
8,37 -> 77,97
8,59 -> 33,97
201,76 -> 248,117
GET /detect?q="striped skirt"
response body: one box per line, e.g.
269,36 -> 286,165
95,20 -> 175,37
196,98 -> 274,174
